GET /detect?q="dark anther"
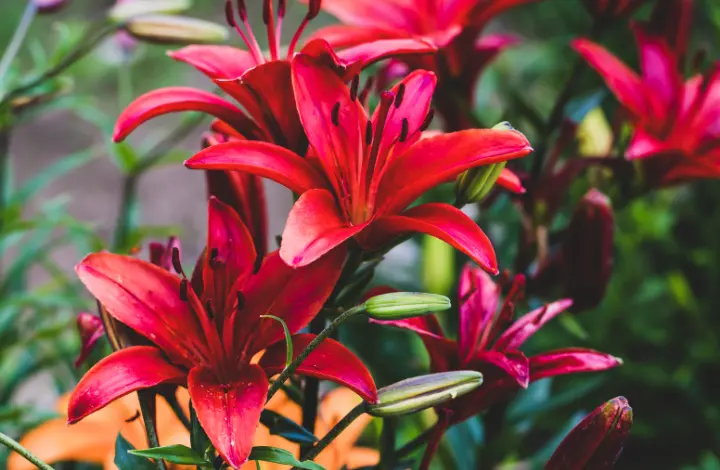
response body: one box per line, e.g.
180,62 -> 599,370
236,0 -> 247,21
350,75 -> 360,101
205,300 -> 215,320
236,291 -> 246,311
262,0 -> 271,25
420,109 -> 435,131
331,102 -> 340,126
224,0 -> 237,27
171,247 -> 183,275
399,118 -> 409,142
308,0 -> 321,20
275,234 -> 282,248
209,247 -> 220,268
125,410 -> 141,423
278,0 -> 287,18
395,83 -> 406,108
179,279 -> 188,301
365,121 -> 373,146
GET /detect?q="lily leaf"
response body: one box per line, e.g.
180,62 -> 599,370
260,409 -> 318,444
249,446 -> 326,470
114,435 -> 155,470
129,444 -> 213,466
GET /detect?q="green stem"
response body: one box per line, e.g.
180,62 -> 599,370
0,1 -> 38,90
0,430 -> 54,470
0,122 -> 10,277
165,391 -> 191,431
266,305 -> 366,402
112,174 -> 138,251
392,426 -> 435,460
138,390 -> 168,470
296,403 -> 366,465
136,112 -> 207,172
379,418 -> 396,469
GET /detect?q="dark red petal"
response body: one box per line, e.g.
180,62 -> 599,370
76,253 -> 216,368
365,203 -> 498,274
186,140 -> 328,195
168,45 -> 258,80
68,346 -> 185,423
530,348 -> 622,382
475,349 -> 530,388
113,87 -> 259,142
280,189 -> 368,267
376,129 -> 532,215
458,267 -> 499,364
494,299 -> 573,351
260,333 -> 378,403
188,365 -> 268,468
74,312 -> 105,368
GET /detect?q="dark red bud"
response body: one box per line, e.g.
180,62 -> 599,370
74,313 -> 105,368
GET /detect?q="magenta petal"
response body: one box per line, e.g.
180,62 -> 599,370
494,299 -> 573,351
260,333 -> 378,403
530,348 -> 623,382
337,38 -> 437,71
458,267 -> 499,364
188,364 -> 268,468
74,312 -> 105,368
113,87 -> 259,142
476,349 -> 530,388
280,189 -> 368,267
68,346 -> 185,423
168,45 -> 257,80
496,168 -> 526,194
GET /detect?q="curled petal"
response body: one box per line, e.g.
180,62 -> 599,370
168,45 -> 257,80
530,348 -> 623,382
458,268 -> 499,364
74,312 -> 105,368
494,299 -> 574,351
475,350 -> 530,388
68,346 -> 185,423
496,168 -> 526,193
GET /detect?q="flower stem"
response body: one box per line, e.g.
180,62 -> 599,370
296,403 -> 366,465
138,390 -> 168,470
0,430 -> 54,470
392,426 -> 435,460
266,305 -> 365,402
0,121 -> 10,278
0,1 -> 38,91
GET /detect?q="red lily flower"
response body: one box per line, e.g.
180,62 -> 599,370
112,0 -> 436,155
573,20 -> 720,186
68,198 -> 377,469
186,58 -> 533,271
376,265 -> 622,469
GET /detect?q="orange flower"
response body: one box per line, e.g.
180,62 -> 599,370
8,388 -> 377,470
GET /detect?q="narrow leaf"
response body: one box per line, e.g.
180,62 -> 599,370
114,434 -> 156,470
249,446 -> 326,470
260,409 -> 318,444
129,444 -> 212,465
260,314 -> 292,367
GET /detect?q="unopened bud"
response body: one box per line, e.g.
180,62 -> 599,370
109,0 -> 192,22
124,15 -> 228,45
74,313 -> 105,367
545,396 -> 632,469
33,0 -> 68,13
367,371 -> 483,417
364,292 -> 451,320
562,189 -> 614,312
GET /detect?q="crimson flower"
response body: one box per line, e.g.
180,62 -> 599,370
113,0 -> 435,155
186,57 -> 533,271
573,22 -> 720,186
68,198 -> 377,468
376,265 -> 622,469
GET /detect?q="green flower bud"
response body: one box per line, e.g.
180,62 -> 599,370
367,371 -> 483,417
364,292 -> 451,320
109,0 -> 192,23
124,15 -> 228,45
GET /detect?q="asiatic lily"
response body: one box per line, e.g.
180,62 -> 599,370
375,265 -> 622,469
186,57 -> 532,271
68,197 -> 377,469
573,20 -> 720,186
113,0 -> 436,155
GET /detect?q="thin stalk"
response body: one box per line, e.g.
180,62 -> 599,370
138,390 -> 168,470
136,113 -> 207,172
266,305 -> 365,401
379,418 -> 397,469
296,403 -> 366,465
392,426 -> 435,460
0,124 -> 10,277
164,391 -> 191,431
112,174 -> 138,251
0,430 -> 54,470
0,1 -> 38,90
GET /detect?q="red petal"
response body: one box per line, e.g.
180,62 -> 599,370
185,140 -> 327,195
291,54 -> 367,202
494,299 -> 573,351
76,253 -> 215,368
365,203 -> 498,274
572,38 -> 648,118
113,87 -> 259,142
187,364 -> 268,468
307,25 -> 403,49
475,349 -> 530,388
496,168 -> 526,193
229,249 -> 345,357
260,334 -> 378,403
148,236 -> 181,271
458,267 -> 500,364
376,129 -> 532,214
317,0 -> 421,31
530,348 -> 622,382
336,38 -> 437,73
280,189 -> 367,267
68,346 -> 185,423
168,45 -> 257,80
74,312 -> 105,368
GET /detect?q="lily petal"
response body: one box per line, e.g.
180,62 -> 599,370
280,189 -> 368,267
185,140 -> 327,195
113,87 -> 259,142
530,348 -> 622,382
458,267 -> 499,364
317,0 -> 421,31
633,25 -> 682,122
494,299 -> 573,351
188,365 -> 268,468
496,168 -> 526,193
365,203 -> 499,274
377,129 -> 532,214
168,45 -> 257,80
260,334 -> 378,403
68,346 -> 185,423
307,25 -> 403,49
475,349 -> 530,388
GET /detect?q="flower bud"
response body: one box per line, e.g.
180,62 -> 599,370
364,292 -> 451,320
562,189 -> 614,311
108,0 -> 192,23
74,312 -> 105,367
545,396 -> 632,470
33,0 -> 68,13
367,371 -> 483,417
124,15 -> 228,45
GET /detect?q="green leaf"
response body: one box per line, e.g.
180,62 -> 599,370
111,142 -> 140,174
114,435 -> 156,470
129,444 -> 213,466
557,313 -> 588,340
260,409 -> 318,444
259,314 -> 292,368
190,402 -> 212,459
249,446 -> 326,470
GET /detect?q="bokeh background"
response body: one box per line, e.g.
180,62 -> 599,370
2,1 -> 720,469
